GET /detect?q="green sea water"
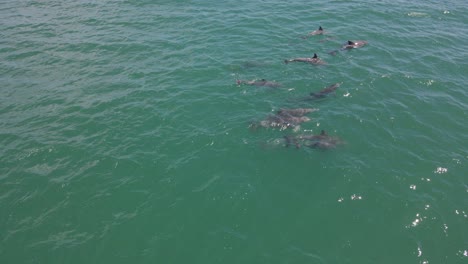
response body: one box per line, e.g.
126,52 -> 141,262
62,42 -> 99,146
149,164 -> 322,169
1,0 -> 467,263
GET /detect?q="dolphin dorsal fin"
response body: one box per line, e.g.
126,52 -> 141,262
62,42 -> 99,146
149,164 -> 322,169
320,130 -> 327,136
348,40 -> 354,45
319,26 -> 323,30
313,53 -> 318,58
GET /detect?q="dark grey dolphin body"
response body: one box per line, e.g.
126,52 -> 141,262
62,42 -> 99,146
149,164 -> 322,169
237,79 -> 282,88
261,115 -> 310,129
284,130 -> 344,149
251,108 -> 316,131
288,83 -> 341,103
241,61 -> 268,68
301,26 -> 325,39
250,115 -> 310,131
284,53 -> 326,65
328,40 -> 368,56
341,40 -> 368,50
309,26 -> 325,36
310,82 -> 341,98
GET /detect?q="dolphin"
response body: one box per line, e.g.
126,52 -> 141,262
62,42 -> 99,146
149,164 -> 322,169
310,82 -> 341,98
341,40 -> 368,50
301,26 -> 325,38
306,131 -> 344,150
257,115 -> 311,130
284,53 -> 326,65
251,107 -> 316,131
284,130 -> 344,149
309,139 -> 338,150
288,83 -> 341,103
236,79 -> 282,88
284,130 -> 328,148
309,26 -> 325,35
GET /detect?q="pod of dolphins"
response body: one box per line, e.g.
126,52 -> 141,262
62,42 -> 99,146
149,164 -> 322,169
237,26 -> 368,151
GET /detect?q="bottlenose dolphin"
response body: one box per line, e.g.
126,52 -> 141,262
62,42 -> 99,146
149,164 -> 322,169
341,40 -> 368,49
287,83 -> 341,103
257,115 -> 310,131
236,79 -> 282,88
310,26 -> 325,35
284,130 -> 344,149
307,131 -> 344,150
251,108 -> 316,131
301,26 -> 325,38
284,53 -> 326,65
310,82 -> 341,98
284,130 -> 329,148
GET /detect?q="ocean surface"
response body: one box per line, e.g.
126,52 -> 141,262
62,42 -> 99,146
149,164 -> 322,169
1,0 -> 467,263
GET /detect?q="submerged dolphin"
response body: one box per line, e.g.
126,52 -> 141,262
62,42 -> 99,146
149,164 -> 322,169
236,79 -> 282,88
256,115 -> 310,131
341,40 -> 368,50
288,83 -> 341,103
310,82 -> 341,98
284,130 -> 344,149
284,53 -> 326,65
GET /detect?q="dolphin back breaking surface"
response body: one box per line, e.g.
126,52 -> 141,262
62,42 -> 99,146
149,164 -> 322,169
250,108 -> 318,131
341,40 -> 368,50
284,53 -> 326,65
